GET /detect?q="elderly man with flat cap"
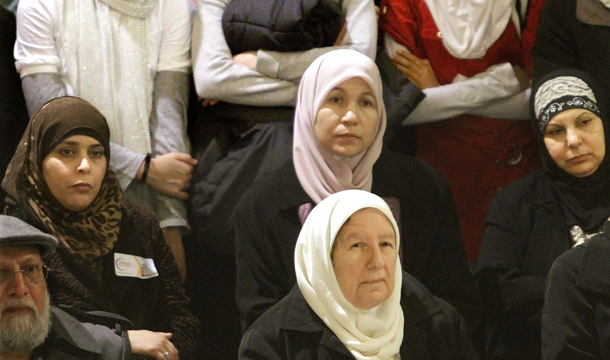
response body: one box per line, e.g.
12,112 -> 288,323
0,214 -> 134,360
0,215 -> 178,360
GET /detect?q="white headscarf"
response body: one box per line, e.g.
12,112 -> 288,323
422,0 -> 521,59
294,190 -> 404,360
57,0 -> 156,157
293,49 -> 386,204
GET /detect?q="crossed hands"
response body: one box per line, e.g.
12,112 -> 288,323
391,49 -> 440,89
391,48 -> 530,91
200,19 -> 349,107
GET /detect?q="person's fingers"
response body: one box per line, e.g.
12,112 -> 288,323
392,58 -> 417,81
175,190 -> 189,201
174,153 -> 198,166
393,52 -> 424,76
394,62 -> 419,82
180,179 -> 191,191
403,54 -> 426,71
395,48 -> 410,57
171,152 -> 193,162
391,52 -> 410,68
162,340 -> 179,360
201,99 -> 219,106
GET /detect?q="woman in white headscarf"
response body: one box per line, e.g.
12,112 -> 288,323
238,189 -> 478,360
234,49 -> 479,335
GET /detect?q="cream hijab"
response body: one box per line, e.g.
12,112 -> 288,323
294,190 -> 404,360
293,49 -> 386,205
423,0 -> 521,59
57,0 -> 156,159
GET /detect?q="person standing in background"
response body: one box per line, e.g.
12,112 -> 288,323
13,0 -> 196,281
532,0 -> 610,97
187,1 -> 378,357
378,0 -> 541,266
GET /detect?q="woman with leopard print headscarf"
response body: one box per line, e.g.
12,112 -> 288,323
1,96 -> 199,360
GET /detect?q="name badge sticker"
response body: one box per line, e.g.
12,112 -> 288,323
114,253 -> 159,279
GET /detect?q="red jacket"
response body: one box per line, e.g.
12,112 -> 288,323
379,0 -> 540,260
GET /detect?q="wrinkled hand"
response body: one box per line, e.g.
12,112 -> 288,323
233,51 -> 257,70
128,330 -> 178,360
391,49 -> 440,89
164,227 -> 186,283
512,65 -> 530,91
143,152 -> 197,200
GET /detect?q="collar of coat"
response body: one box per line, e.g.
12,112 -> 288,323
42,307 -> 106,357
280,271 -> 446,358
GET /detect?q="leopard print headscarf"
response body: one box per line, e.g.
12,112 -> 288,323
3,96 -> 122,262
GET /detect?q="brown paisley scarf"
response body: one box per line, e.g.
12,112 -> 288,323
2,96 -> 122,263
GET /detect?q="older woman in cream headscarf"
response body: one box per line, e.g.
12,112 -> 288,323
239,189 -> 478,360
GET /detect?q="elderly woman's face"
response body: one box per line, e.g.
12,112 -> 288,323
332,208 -> 396,310
42,135 -> 107,211
544,109 -> 605,177
314,77 -> 379,158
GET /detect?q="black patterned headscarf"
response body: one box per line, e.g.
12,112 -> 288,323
2,96 -> 122,262
531,70 -> 610,231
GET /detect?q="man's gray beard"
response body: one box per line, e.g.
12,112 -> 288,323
0,290 -> 51,352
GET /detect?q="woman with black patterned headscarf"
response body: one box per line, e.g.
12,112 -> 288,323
475,69 -> 610,360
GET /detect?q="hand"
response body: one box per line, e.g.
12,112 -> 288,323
233,51 -> 257,70
391,49 -> 440,89
335,21 -> 347,46
164,227 -> 187,283
128,330 -> 179,360
140,152 -> 197,200
512,65 -> 530,91
375,5 -> 380,21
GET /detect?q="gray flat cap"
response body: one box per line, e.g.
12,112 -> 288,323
0,215 -> 58,254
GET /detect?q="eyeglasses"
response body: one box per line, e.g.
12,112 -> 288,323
0,265 -> 49,286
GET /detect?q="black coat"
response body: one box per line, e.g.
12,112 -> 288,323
532,0 -> 610,97
235,148 -> 479,333
239,271 -> 480,360
542,222 -> 610,360
42,202 -> 200,360
222,0 -> 344,55
475,170 -> 572,360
